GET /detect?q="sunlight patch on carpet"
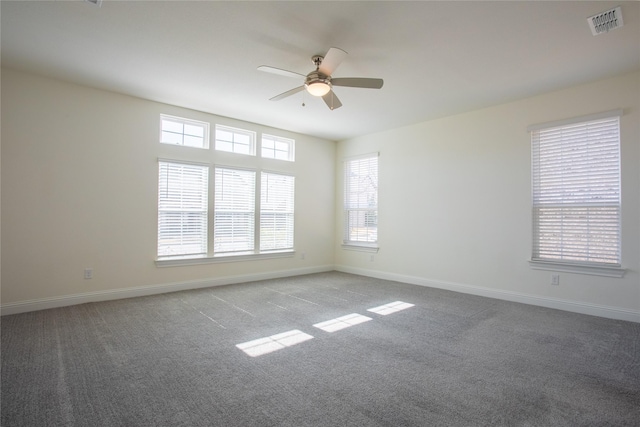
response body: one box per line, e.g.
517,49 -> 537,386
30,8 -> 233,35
236,330 -> 314,357
367,301 -> 414,315
313,313 -> 372,332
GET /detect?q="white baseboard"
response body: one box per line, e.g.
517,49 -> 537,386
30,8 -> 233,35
0,265 -> 334,316
4,264 -> 639,323
335,265 -> 640,323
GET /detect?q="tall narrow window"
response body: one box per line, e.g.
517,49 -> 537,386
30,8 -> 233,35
260,173 -> 295,251
344,154 -> 379,246
158,161 -> 209,257
214,168 -> 256,253
530,112 -> 621,267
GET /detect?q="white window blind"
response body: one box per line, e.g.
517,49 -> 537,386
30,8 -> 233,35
160,115 -> 209,149
531,114 -> 621,266
344,154 -> 378,245
214,168 -> 256,253
158,161 -> 209,257
260,173 -> 295,251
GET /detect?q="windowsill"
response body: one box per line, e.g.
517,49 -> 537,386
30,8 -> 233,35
341,243 -> 379,253
156,250 -> 295,267
528,259 -> 626,278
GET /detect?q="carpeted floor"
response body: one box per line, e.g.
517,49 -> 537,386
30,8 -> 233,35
2,272 -> 639,426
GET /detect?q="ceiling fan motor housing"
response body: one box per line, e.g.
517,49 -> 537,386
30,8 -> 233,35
305,70 -> 331,87
305,70 -> 332,96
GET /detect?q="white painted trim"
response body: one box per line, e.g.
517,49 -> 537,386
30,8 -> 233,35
0,265 -> 333,316
526,109 -> 623,132
156,250 -> 295,267
342,151 -> 380,162
335,265 -> 640,323
341,244 -> 379,253
529,259 -> 625,278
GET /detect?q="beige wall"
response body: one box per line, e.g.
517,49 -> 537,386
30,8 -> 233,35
3,68 -> 639,321
336,71 -> 640,319
1,69 -> 336,310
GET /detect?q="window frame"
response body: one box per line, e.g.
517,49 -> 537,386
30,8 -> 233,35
213,166 -> 257,255
260,171 -> 295,251
159,114 -> 209,149
215,124 -> 257,156
157,160 -> 209,259
261,134 -> 295,162
528,110 -> 625,278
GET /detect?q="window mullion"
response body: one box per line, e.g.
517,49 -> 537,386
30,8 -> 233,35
254,171 -> 262,253
207,165 -> 216,257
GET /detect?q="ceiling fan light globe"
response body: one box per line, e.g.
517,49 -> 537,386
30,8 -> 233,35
306,82 -> 331,97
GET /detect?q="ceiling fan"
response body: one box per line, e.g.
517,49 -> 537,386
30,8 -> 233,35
257,47 -> 384,110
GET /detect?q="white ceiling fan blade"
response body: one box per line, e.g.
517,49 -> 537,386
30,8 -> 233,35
322,90 -> 342,110
331,77 -> 384,89
270,86 -> 305,101
318,47 -> 347,76
258,66 -> 305,79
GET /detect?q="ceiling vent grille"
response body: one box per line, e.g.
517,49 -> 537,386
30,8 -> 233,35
587,6 -> 623,35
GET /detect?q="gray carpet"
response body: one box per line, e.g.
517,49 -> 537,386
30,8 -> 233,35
2,272 -> 639,426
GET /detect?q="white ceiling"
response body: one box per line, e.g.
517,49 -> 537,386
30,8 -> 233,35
2,1 -> 639,141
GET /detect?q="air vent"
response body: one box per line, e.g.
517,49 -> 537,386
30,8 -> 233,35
588,6 -> 623,35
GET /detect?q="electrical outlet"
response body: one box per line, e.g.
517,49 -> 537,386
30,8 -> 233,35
551,274 -> 560,286
370,255 -> 375,262
300,252 -> 306,260
84,268 -> 93,280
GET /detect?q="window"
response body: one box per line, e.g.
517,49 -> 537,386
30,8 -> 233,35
157,116 -> 296,264
160,115 -> 209,149
260,173 -> 295,251
262,134 -> 295,161
215,125 -> 256,156
158,161 -> 209,257
530,111 -> 621,270
214,168 -> 256,254
344,154 -> 378,247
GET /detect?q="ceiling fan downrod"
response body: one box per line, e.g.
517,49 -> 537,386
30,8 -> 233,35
311,55 -> 324,68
